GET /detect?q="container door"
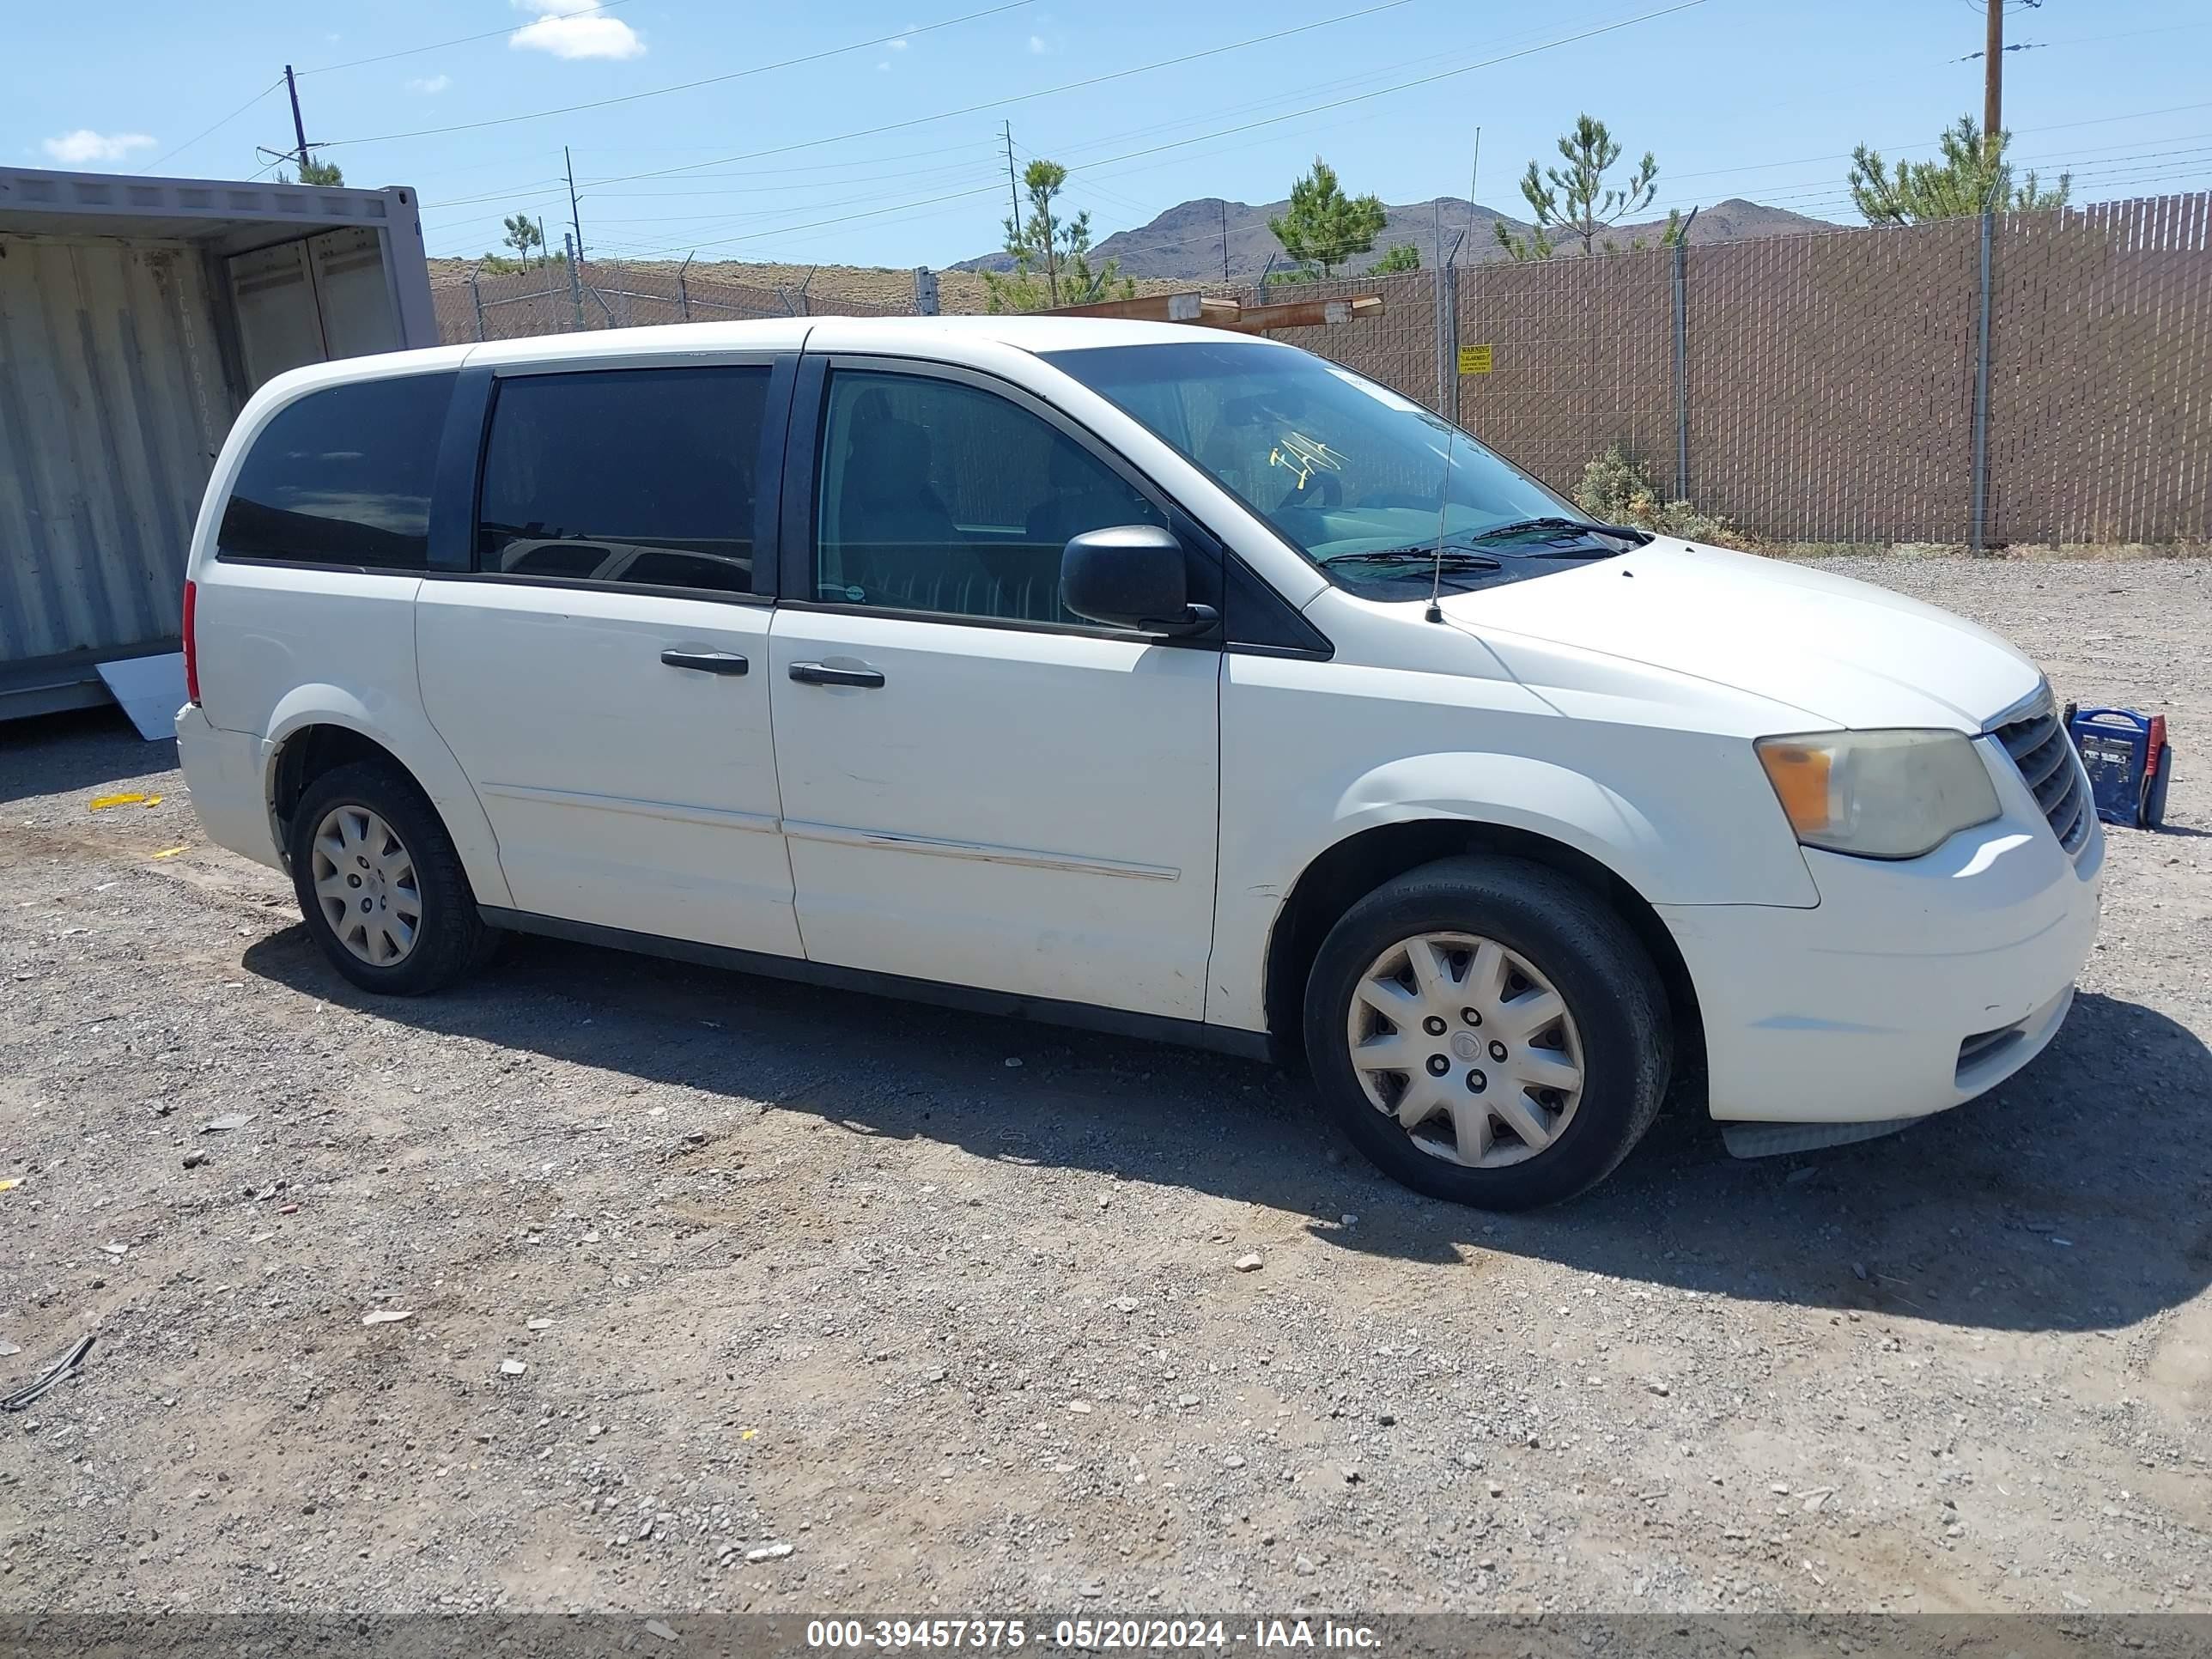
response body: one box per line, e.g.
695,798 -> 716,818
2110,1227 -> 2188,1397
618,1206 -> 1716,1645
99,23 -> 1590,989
227,240 -> 325,389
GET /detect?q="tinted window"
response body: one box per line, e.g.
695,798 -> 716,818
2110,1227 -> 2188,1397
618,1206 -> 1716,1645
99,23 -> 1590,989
477,367 -> 768,596
218,373 -> 453,568
814,370 -> 1159,623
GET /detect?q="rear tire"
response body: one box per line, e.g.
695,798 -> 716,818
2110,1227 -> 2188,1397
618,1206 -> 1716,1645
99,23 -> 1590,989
1303,855 -> 1670,1209
288,759 -> 491,996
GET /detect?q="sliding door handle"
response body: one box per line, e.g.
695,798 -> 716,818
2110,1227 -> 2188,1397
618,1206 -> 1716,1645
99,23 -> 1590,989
660,648 -> 750,676
788,661 -> 885,689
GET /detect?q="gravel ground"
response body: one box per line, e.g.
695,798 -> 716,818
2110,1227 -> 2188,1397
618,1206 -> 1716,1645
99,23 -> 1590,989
2,554 -> 2209,1618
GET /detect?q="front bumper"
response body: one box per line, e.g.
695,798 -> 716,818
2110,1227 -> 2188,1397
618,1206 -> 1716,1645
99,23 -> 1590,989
1659,744 -> 2103,1129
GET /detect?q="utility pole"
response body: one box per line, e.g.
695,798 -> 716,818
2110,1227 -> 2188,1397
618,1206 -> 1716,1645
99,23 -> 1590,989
1002,121 -> 1022,241
1983,0 -> 2003,160
565,146 -> 585,264
1220,200 -> 1229,284
536,216 -> 549,270
283,65 -> 309,177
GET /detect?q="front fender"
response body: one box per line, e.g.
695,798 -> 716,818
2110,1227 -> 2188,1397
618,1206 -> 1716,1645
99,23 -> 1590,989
1207,743 -> 1817,1036
1331,750 -> 1671,899
262,688 -> 514,910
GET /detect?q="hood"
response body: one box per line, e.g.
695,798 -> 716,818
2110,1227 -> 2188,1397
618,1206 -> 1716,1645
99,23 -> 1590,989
1437,541 -> 2042,731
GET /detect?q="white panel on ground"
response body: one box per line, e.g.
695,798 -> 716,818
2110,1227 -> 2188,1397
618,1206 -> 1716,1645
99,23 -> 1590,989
94,653 -> 188,740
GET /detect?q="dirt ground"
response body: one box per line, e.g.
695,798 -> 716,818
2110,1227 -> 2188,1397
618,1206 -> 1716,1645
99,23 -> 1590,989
2,554 -> 2208,1618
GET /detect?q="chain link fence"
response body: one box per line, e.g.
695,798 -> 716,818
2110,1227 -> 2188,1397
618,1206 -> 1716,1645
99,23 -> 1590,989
431,255 -> 912,344
1255,194 -> 2212,547
426,196 -> 2212,547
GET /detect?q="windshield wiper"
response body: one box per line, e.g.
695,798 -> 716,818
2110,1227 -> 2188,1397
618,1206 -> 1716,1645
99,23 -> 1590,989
1319,547 -> 1503,570
1466,515 -> 1648,546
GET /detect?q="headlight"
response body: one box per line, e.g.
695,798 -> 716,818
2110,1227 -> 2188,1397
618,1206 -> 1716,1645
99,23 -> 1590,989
1755,729 -> 2000,860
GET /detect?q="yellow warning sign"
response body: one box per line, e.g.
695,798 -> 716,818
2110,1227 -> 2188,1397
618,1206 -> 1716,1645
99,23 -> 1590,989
1457,344 -> 1494,375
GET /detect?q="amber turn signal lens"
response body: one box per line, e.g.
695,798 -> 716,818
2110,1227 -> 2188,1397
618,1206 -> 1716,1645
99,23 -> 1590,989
1758,740 -> 1834,836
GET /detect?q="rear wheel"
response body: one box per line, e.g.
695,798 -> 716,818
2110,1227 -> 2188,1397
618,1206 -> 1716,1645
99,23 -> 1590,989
288,760 -> 492,995
1303,856 -> 1670,1209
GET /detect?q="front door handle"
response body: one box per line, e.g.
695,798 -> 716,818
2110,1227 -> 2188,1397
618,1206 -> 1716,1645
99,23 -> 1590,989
660,648 -> 750,676
788,661 -> 885,689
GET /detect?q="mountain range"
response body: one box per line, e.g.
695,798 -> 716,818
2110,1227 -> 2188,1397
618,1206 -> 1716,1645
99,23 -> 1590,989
954,196 -> 1838,283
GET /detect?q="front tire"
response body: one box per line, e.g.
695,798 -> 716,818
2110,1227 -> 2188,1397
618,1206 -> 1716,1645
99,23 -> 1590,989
288,759 -> 492,996
1303,856 -> 1671,1209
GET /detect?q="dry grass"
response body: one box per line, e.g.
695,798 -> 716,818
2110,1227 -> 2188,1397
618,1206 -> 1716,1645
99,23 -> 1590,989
423,256 -> 1195,317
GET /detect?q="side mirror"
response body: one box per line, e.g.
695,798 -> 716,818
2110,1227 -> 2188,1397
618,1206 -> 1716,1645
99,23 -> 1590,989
1060,525 -> 1215,635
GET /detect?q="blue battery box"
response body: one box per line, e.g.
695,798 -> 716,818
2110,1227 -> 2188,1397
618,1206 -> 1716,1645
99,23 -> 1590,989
2063,704 -> 2172,830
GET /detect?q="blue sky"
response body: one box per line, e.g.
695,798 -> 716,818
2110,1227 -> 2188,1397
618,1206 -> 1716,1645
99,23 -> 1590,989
12,0 -> 2212,267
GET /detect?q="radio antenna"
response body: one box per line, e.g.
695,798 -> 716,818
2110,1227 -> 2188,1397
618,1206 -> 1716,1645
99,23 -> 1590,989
1426,419 -> 1456,623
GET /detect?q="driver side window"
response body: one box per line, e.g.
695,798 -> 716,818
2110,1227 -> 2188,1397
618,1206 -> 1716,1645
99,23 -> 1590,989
813,369 -> 1160,623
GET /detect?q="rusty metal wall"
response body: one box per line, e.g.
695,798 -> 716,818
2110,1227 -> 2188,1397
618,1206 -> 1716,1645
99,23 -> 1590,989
0,237 -> 235,667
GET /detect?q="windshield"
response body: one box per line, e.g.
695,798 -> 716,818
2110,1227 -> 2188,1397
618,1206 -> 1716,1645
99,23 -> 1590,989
1042,339 -> 1630,593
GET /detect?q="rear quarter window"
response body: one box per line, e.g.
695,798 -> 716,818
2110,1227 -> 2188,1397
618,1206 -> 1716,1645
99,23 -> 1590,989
218,372 -> 455,569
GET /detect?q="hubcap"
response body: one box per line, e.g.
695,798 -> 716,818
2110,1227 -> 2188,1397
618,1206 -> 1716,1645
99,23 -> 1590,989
310,805 -> 422,967
1344,932 -> 1584,1169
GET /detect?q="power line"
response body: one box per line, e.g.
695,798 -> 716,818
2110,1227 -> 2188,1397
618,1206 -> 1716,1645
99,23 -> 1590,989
424,0 -> 1650,226
604,0 -> 1707,263
322,1 -> 1037,148
417,0 -> 1416,222
540,0 -> 1419,198
296,0 -> 635,75
146,77 -> 285,170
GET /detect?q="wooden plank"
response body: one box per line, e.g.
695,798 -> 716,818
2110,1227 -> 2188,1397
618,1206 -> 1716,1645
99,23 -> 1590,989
1045,290 -> 1384,332
1048,291 -> 1232,322
1211,293 -> 1385,332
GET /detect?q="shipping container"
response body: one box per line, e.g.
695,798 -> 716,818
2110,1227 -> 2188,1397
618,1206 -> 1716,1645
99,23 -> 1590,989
0,164 -> 435,720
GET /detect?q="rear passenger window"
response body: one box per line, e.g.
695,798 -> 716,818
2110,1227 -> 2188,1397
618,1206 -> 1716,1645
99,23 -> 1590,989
218,372 -> 453,569
477,367 -> 769,597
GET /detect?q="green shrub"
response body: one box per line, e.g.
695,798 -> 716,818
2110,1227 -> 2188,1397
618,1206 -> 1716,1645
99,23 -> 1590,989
1572,444 -> 1750,549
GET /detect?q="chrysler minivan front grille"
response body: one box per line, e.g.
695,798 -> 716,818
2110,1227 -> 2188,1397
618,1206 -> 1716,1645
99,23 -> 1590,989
1991,689 -> 2092,858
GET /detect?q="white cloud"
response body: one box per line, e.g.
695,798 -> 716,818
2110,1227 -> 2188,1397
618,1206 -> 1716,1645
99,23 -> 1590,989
888,36 -> 908,50
1028,33 -> 1049,52
42,129 -> 156,166
407,73 -> 451,94
876,58 -> 891,70
510,0 -> 644,60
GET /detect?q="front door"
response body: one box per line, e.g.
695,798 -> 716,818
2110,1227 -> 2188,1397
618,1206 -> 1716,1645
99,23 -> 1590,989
418,360 -> 801,956
767,361 -> 1221,1020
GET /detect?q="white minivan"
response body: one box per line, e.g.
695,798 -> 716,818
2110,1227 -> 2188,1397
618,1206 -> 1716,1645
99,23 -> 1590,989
175,316 -> 2102,1207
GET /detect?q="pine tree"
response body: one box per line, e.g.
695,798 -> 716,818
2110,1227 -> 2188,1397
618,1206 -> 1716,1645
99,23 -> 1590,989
983,160 -> 1133,313
1849,115 -> 2071,223
280,156 -> 344,186
1496,115 -> 1676,260
1267,158 -> 1388,280
501,212 -> 546,265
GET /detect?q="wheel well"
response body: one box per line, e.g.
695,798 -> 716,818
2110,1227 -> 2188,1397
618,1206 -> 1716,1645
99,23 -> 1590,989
269,725 -> 410,856
1262,819 -> 1705,1075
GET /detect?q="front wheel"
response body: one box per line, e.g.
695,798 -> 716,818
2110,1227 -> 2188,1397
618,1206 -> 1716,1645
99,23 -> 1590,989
1303,856 -> 1671,1209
